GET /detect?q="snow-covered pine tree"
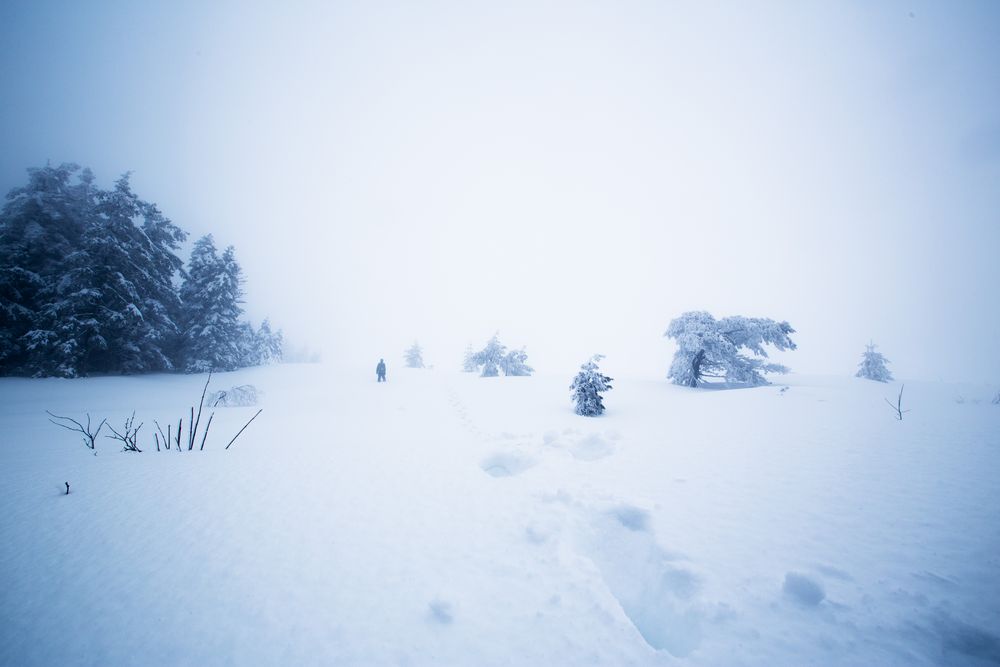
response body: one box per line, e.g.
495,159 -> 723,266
471,333 -> 506,377
1,163 -> 281,377
255,319 -> 283,365
1,164 -> 97,375
856,342 -> 893,382
666,311 -> 796,387
462,344 -> 477,372
404,342 -> 425,368
179,236 -> 246,373
21,173 -> 186,376
570,354 -> 613,416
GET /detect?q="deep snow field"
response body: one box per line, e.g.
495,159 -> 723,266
1,363 -> 998,666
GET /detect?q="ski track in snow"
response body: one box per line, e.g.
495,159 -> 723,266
2,365 -> 999,666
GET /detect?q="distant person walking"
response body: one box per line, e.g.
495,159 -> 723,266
376,358 -> 387,382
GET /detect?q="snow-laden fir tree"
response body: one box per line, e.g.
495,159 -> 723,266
17,171 -> 186,376
0,164 -> 94,374
570,354 -> 613,416
0,163 -> 283,377
855,342 -> 893,382
666,311 -> 796,387
404,341 -> 425,368
236,319 -> 284,367
462,344 -> 477,372
179,235 -> 246,373
253,319 -> 284,365
471,333 -> 506,377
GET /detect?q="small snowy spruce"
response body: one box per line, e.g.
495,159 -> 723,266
666,311 -> 796,387
462,344 -> 477,372
570,355 -> 613,416
856,342 -> 893,382
404,342 -> 425,368
469,333 -> 533,377
472,334 -> 505,377
179,236 -> 245,372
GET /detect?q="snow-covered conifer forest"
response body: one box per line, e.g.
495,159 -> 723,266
1,4 -> 998,666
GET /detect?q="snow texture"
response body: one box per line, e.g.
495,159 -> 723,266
2,365 -> 998,666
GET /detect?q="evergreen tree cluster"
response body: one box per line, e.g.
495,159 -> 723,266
467,333 -> 533,377
0,163 -> 282,377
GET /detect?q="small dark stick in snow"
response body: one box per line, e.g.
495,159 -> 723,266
65,482 -> 70,495
225,409 -> 263,450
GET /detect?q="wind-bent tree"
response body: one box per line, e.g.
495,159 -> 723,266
666,311 -> 796,387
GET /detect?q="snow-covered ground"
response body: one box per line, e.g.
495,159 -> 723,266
1,364 -> 998,666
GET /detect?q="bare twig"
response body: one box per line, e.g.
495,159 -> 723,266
190,372 -> 212,451
176,418 -> 182,450
199,412 -> 214,451
46,411 -> 107,450
225,409 -> 262,450
154,432 -> 161,452
106,412 -> 143,452
885,384 -> 911,421
155,420 -> 169,450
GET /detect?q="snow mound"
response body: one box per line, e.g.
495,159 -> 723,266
569,433 -> 615,461
480,452 -> 536,477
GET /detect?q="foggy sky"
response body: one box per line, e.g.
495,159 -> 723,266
2,1 -> 998,381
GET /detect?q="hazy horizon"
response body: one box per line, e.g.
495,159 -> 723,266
2,1 -> 998,382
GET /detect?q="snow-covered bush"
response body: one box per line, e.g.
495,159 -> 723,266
570,355 -> 613,416
206,384 -> 261,408
992,391 -> 999,405
500,347 -> 533,376
665,311 -> 796,387
404,342 -> 425,368
856,342 -> 893,382
469,333 -> 534,377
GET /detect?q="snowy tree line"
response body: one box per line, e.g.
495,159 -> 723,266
0,163 -> 282,377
